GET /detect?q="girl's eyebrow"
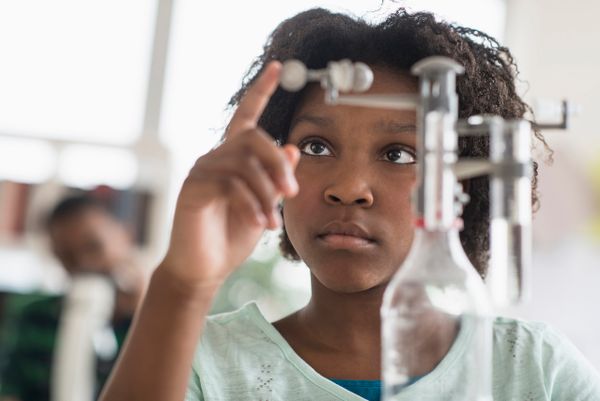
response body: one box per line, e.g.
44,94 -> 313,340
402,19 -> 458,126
290,114 -> 416,136
289,114 -> 332,131
373,120 -> 417,135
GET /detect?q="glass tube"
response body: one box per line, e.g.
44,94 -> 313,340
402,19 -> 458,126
487,120 -> 532,305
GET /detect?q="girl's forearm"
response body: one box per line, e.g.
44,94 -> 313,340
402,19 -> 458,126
99,264 -> 220,401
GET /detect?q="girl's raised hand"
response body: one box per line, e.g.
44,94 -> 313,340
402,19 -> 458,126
159,61 -> 300,291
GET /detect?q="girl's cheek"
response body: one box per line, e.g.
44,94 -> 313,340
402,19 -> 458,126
294,163 -> 320,191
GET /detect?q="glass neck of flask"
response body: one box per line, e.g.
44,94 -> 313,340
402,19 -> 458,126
407,225 -> 475,277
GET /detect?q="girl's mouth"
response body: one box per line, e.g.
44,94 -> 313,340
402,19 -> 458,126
317,233 -> 376,249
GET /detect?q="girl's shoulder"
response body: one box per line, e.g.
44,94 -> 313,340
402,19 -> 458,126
492,315 -> 555,347
202,301 -> 278,344
492,314 -> 581,358
491,315 -> 600,400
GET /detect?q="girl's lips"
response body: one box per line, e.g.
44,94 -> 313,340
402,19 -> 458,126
318,221 -> 375,241
317,233 -> 376,249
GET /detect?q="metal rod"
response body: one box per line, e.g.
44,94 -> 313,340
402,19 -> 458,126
330,94 -> 419,110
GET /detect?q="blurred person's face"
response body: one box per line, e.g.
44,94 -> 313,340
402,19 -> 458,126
49,208 -> 133,275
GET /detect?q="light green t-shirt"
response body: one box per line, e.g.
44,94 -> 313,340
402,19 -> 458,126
185,302 -> 600,401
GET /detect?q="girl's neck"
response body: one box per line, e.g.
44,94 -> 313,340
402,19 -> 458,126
297,274 -> 386,354
272,275 -> 387,380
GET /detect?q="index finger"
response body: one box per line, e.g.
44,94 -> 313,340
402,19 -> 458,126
226,61 -> 282,140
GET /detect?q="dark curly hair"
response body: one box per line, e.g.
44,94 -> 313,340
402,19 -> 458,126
229,8 -> 549,278
46,195 -> 111,229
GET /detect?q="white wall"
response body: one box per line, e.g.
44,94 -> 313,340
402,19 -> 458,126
504,0 -> 600,370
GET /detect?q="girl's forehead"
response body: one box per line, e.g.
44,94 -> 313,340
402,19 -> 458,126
292,66 -> 417,114
369,67 -> 418,92
290,67 -> 417,135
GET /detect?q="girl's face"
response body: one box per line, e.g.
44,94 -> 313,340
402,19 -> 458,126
283,67 -> 418,293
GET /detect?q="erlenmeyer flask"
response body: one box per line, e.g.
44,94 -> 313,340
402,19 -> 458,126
381,225 -> 493,401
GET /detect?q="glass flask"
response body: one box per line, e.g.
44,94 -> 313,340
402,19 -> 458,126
381,224 -> 493,401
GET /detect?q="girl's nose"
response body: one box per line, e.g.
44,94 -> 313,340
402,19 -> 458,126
323,170 -> 374,207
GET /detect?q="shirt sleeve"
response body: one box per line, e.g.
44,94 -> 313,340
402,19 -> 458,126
542,326 -> 600,401
184,367 -> 204,401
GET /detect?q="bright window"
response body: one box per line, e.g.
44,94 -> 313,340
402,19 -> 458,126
0,0 -> 157,145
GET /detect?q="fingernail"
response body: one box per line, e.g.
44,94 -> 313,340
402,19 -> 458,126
282,174 -> 297,195
288,177 -> 298,194
282,168 -> 296,191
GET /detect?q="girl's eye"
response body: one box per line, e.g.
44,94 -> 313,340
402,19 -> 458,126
383,147 -> 416,164
299,140 -> 332,156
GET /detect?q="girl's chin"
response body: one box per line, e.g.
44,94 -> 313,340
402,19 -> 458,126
309,269 -> 391,294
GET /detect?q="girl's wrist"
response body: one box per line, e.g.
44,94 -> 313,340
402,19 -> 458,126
150,263 -> 223,308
